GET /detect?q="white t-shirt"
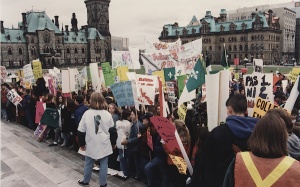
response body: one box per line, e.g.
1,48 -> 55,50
78,109 -> 114,159
116,120 -> 132,149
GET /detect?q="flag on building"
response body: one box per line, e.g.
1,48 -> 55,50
186,58 -> 205,92
221,43 -> 230,68
164,67 -> 175,81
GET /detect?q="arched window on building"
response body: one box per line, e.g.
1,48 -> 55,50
8,47 -> 12,55
228,45 -> 232,51
82,48 -> 85,54
18,48 -> 23,55
66,48 -> 70,54
239,45 -> 243,51
44,33 -> 50,43
75,48 -> 78,54
31,46 -> 36,55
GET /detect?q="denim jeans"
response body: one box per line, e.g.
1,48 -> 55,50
82,155 -> 108,186
145,157 -> 169,187
126,150 -> 141,178
118,149 -> 129,176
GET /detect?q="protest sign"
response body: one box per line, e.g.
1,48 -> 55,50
56,73 -> 62,88
177,75 -> 187,98
150,116 -> 180,152
23,64 -> 34,83
0,66 -> 8,80
243,73 -> 273,116
32,60 -> 43,80
253,59 -> 263,73
178,104 -> 187,121
89,63 -> 100,90
252,97 -> 286,118
35,101 -> 45,124
166,81 -> 176,103
284,75 -> 300,111
145,39 -> 182,54
112,50 -> 132,69
69,68 -> 77,92
101,62 -> 116,86
141,52 -> 178,74
136,74 -> 156,105
6,89 -> 22,106
110,81 -> 134,107
61,70 -> 70,94
117,66 -> 129,81
175,63 -> 186,77
289,67 -> 300,83
169,154 -> 187,174
128,47 -> 141,69
48,77 -> 57,96
147,130 -> 153,151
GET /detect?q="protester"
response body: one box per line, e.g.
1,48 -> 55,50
1,83 -> 9,120
77,92 -> 115,187
61,98 -> 76,147
223,113 -> 300,186
23,89 -> 34,130
48,95 -> 64,146
108,103 -> 121,126
189,94 -> 258,187
121,109 -> 143,180
116,109 -> 132,179
267,108 -> 300,161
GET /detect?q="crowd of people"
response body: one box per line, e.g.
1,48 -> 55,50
1,72 -> 300,187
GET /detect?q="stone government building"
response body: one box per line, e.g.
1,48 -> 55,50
0,0 -> 112,69
159,9 -> 282,65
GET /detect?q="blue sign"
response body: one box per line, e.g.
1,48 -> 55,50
110,81 -> 134,107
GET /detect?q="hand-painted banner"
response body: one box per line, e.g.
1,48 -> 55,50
166,81 -> 176,103
243,73 -> 274,116
178,103 -> 187,121
117,66 -> 129,81
32,60 -> 43,80
112,50 -> 132,69
110,81 -> 134,107
128,47 -> 141,70
126,72 -> 140,110
169,154 -> 187,174
101,62 -> 116,86
141,52 -> 178,75
0,66 -> 8,80
56,73 -> 62,88
177,50 -> 200,74
6,89 -> 22,106
136,74 -> 156,105
150,116 -> 180,153
253,59 -> 264,73
145,39 -> 182,54
253,97 -> 288,118
289,67 -> 300,83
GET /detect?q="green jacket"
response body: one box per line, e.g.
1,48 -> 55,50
40,108 -> 59,128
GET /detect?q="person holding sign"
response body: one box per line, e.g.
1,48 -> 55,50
189,94 -> 258,187
223,113 -> 300,187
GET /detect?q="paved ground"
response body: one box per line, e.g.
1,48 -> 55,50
0,120 -> 146,187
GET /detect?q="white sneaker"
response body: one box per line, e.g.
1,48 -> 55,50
93,165 -> 100,171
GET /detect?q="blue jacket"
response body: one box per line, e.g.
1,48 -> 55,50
127,120 -> 143,151
74,103 -> 88,127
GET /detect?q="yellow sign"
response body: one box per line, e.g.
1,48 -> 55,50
289,67 -> 300,83
252,97 -> 289,118
32,60 -> 43,80
17,70 -> 24,78
178,104 -> 187,121
169,154 -> 187,174
152,70 -> 166,91
117,66 -> 129,81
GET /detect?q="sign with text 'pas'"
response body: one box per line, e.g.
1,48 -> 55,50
110,81 -> 134,107
136,74 -> 156,105
243,73 -> 273,116
6,89 -> 22,106
32,60 -> 43,80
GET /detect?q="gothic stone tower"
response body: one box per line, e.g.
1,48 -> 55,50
85,0 -> 111,62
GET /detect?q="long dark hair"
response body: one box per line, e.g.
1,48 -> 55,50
248,114 -> 288,158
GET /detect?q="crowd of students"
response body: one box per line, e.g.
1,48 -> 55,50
1,74 -> 300,187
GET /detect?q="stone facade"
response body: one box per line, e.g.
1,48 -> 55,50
296,18 -> 300,62
159,10 -> 281,65
1,0 -> 111,69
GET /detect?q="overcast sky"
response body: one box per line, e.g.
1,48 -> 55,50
0,0 -> 292,48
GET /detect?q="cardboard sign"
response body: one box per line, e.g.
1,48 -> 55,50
136,74 -> 156,105
6,89 -> 22,106
253,97 -> 289,118
289,67 -> 300,83
32,60 -> 43,80
0,66 -> 8,80
169,154 -> 187,174
166,81 -> 176,103
112,50 -> 132,69
23,64 -> 34,82
117,66 -> 129,81
243,73 -> 273,116
253,59 -> 263,73
178,104 -> 187,121
110,81 -> 134,107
